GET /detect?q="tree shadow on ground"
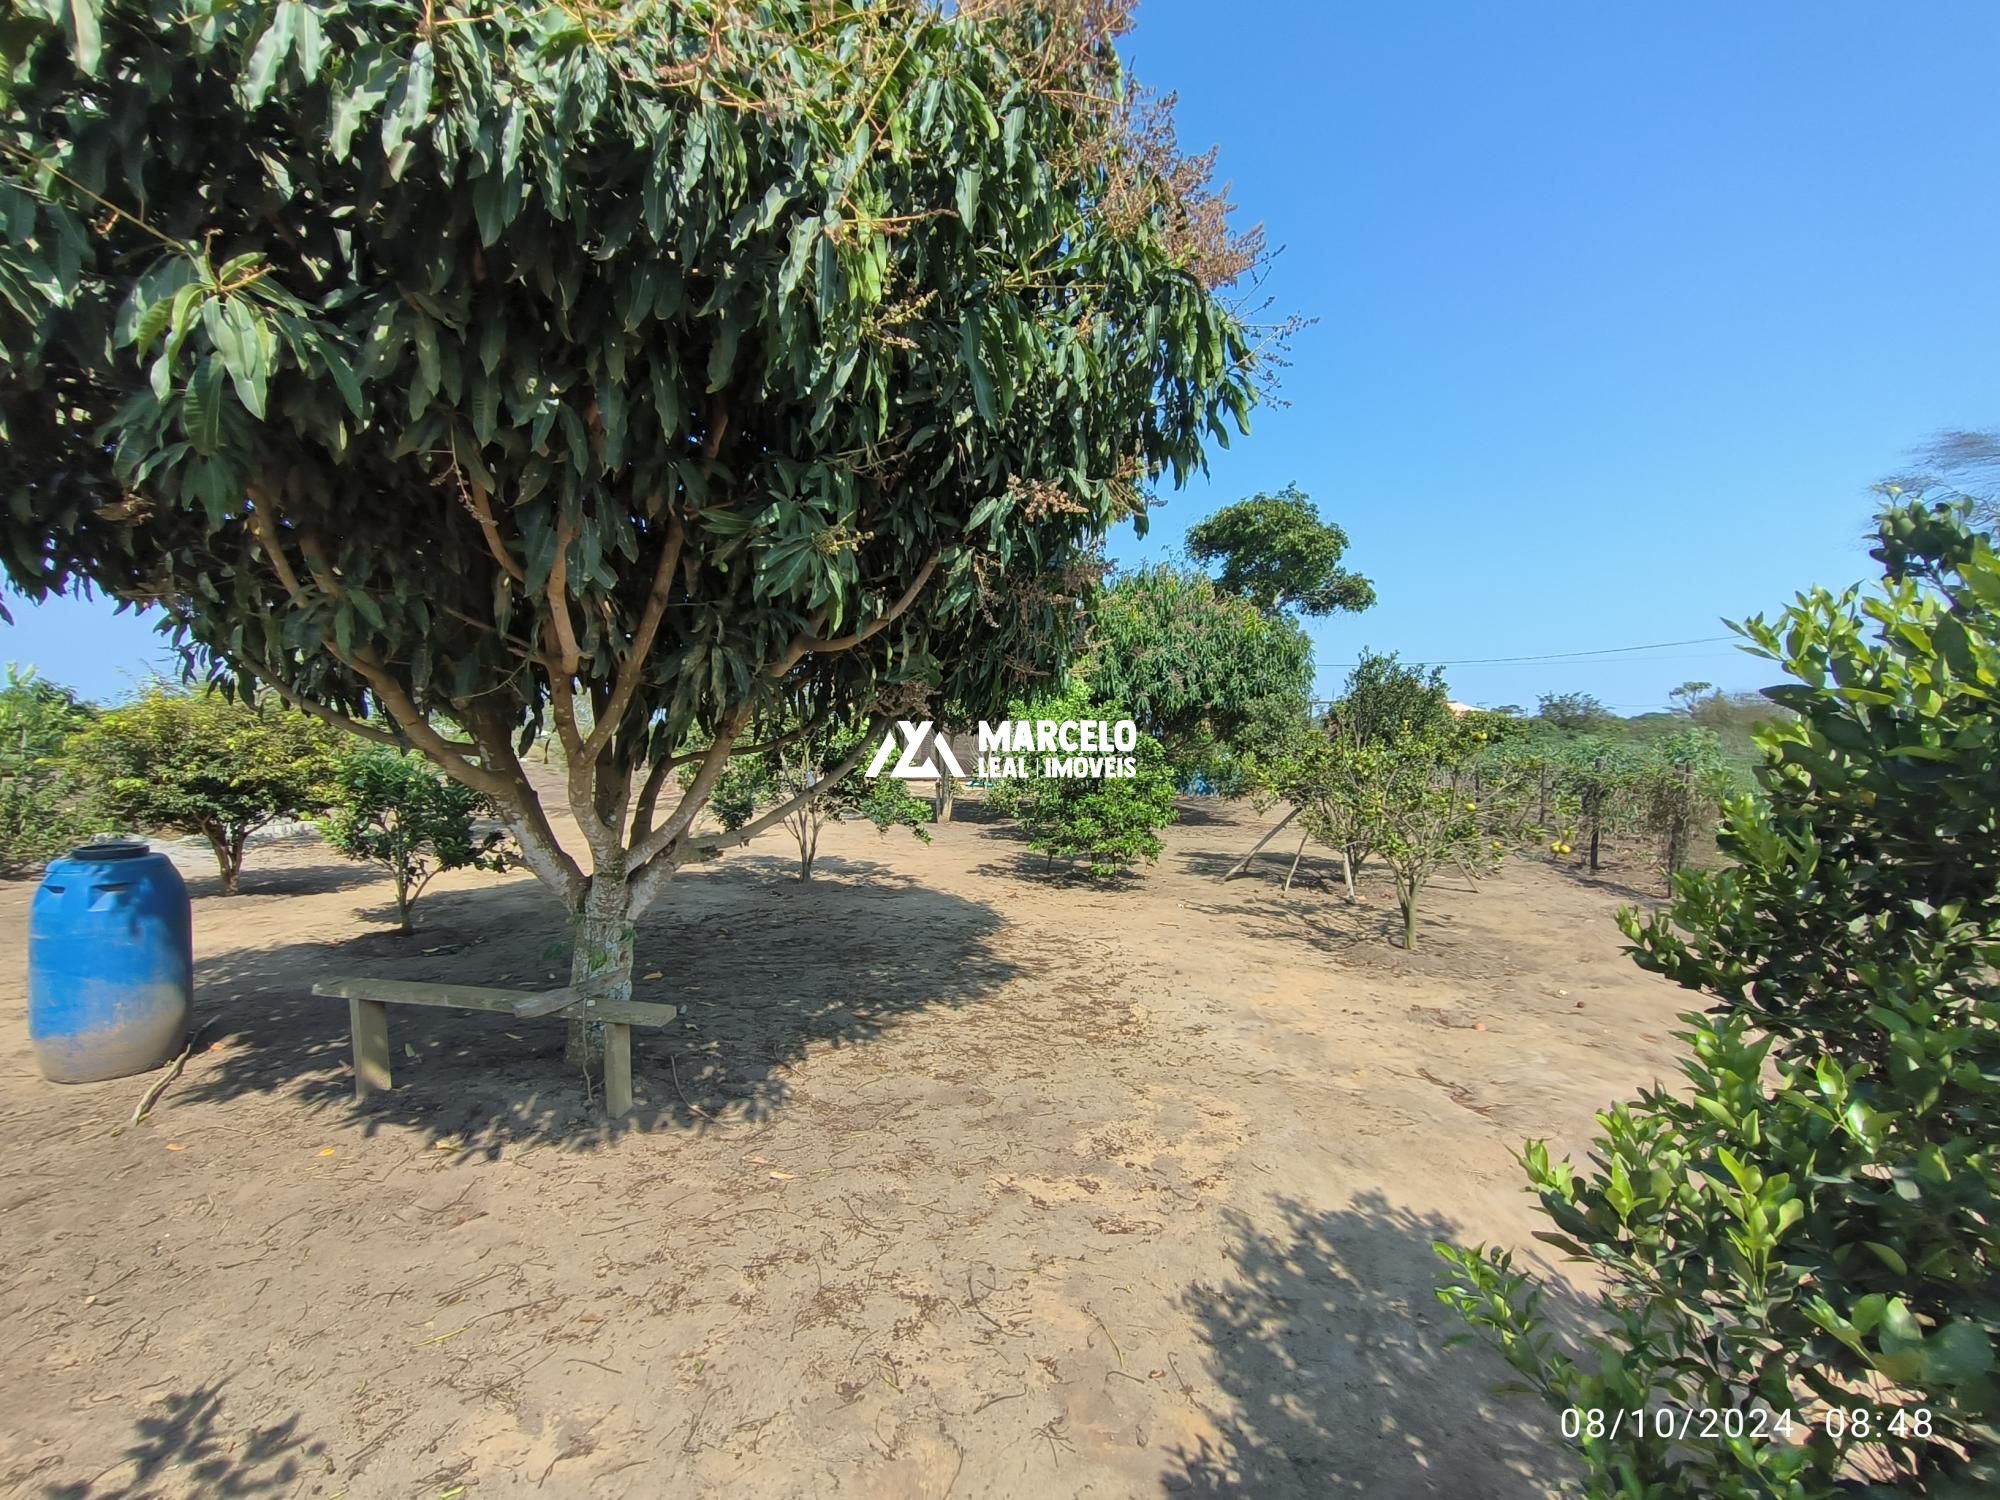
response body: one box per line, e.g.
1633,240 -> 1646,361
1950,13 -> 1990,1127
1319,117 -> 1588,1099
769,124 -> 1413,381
174,859 -> 385,901
172,860 -> 1019,1154
1164,1191 -> 1584,1497
727,852 -> 912,885
41,1381 -> 323,1498
1175,848 -> 1503,965
972,849 -> 1156,887
1166,798 -> 1237,827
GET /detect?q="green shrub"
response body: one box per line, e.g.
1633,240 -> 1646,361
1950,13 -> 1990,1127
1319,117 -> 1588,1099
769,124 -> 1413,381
1437,500 -> 2000,1497
701,718 -> 931,881
72,685 -> 339,893
0,665 -> 92,875
319,748 -> 509,929
987,683 -> 1178,877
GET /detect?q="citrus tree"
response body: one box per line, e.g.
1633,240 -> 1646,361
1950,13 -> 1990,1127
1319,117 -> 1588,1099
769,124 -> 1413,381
1353,728 -> 1500,950
0,1 -> 1264,1063
1438,500 -> 2000,1497
986,681 -> 1178,876
319,747 -> 509,929
704,716 -> 929,881
72,685 -> 338,891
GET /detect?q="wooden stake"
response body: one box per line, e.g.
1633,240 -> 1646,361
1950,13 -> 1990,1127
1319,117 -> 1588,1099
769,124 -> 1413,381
349,997 -> 392,1100
1222,806 -> 1301,881
604,1023 -> 633,1120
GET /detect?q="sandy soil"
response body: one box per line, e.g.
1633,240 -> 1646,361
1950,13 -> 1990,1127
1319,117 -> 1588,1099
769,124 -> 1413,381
0,790 -> 1698,1499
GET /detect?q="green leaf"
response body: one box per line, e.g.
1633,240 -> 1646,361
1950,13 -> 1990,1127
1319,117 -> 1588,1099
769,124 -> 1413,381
1923,1321 -> 1994,1385
960,316 -> 996,425
66,0 -> 101,76
1862,1241 -> 1908,1276
183,356 -> 226,456
311,331 -> 365,418
954,166 -> 982,228
132,297 -> 174,359
381,42 -> 435,181
242,3 -> 297,108
331,47 -> 399,160
212,300 -> 270,419
291,1 -> 326,81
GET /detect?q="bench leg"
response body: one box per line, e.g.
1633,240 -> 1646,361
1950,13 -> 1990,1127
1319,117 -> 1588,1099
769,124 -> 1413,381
604,1022 -> 633,1119
349,997 -> 392,1100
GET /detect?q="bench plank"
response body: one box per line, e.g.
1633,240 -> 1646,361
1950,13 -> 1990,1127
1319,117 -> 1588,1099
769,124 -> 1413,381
312,977 -> 675,1028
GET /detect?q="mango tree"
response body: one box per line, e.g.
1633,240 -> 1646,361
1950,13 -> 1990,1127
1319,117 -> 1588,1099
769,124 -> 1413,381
1083,563 -> 1313,789
0,1 -> 1262,1066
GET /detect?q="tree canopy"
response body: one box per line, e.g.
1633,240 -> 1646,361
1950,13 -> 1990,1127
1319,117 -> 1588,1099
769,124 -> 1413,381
1082,564 -> 1312,749
0,1 -> 1267,1052
1184,484 -> 1373,617
75,684 -> 339,892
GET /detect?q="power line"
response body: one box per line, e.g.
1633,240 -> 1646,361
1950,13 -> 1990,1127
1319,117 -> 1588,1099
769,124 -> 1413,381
1320,634 -> 1739,669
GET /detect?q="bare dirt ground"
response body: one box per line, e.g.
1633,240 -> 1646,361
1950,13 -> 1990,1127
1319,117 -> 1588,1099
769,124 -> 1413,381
0,789 -> 1699,1499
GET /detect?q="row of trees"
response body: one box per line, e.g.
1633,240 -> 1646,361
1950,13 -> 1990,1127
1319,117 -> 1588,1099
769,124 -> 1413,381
1439,499 -> 1999,1497
1,678 -> 502,930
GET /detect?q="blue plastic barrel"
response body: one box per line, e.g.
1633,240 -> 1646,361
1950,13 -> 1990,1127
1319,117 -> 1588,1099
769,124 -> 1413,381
28,840 -> 193,1083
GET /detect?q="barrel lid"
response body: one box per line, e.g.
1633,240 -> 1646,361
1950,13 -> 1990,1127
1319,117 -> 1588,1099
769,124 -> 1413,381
66,837 -> 151,861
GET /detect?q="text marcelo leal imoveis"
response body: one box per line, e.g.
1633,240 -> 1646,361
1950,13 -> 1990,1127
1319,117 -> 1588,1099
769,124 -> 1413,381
974,718 -> 1139,779
866,719 -> 1141,781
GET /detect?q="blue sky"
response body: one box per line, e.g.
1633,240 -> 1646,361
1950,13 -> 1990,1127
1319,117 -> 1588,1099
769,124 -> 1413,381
5,2 -> 1997,711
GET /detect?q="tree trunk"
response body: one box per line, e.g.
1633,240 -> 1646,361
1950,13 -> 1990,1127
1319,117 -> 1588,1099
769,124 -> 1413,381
933,772 -> 955,824
566,869 -> 634,1068
207,826 -> 243,895
1340,847 -> 1356,902
1401,886 -> 1420,950
393,874 -> 413,933
1589,819 -> 1602,873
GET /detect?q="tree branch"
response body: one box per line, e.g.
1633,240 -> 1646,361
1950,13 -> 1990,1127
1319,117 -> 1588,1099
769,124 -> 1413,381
581,516 -> 683,764
347,649 -> 512,800
627,701 -> 752,868
463,706 -> 586,908
245,491 -> 306,603
464,478 -> 525,584
767,551 -> 942,678
630,704 -> 838,843
255,671 -> 406,749
676,715 -> 886,860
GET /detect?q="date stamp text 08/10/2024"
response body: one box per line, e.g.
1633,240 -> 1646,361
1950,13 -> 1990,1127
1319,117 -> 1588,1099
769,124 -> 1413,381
1564,1407 -> 1937,1443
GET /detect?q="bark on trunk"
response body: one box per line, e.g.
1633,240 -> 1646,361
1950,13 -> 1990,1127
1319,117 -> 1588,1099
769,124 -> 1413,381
1401,890 -> 1420,951
208,827 -> 244,895
566,870 -> 634,1068
933,773 -> 954,824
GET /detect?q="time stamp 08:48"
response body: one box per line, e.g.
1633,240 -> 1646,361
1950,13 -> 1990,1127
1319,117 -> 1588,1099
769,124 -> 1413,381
1564,1406 -> 1936,1443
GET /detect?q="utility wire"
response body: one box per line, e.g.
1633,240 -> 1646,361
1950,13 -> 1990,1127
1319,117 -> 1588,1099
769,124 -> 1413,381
1320,634 -> 1739,669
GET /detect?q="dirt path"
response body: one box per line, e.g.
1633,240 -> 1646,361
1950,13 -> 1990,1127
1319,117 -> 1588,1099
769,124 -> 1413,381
0,798 -> 1694,1498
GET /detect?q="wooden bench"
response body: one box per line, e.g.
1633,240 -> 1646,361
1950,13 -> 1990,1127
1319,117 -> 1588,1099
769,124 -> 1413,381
312,977 -> 678,1120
